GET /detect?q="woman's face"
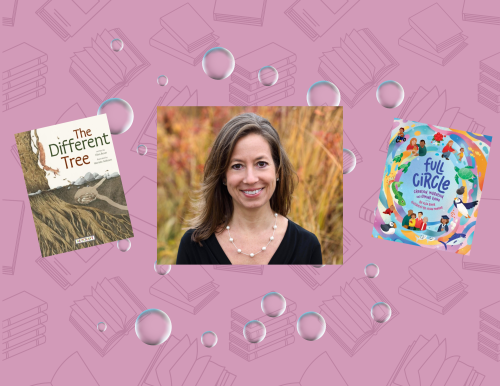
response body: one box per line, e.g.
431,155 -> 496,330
411,138 -> 417,146
225,133 -> 277,211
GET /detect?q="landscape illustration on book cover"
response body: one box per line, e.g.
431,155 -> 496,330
372,118 -> 493,255
14,115 -> 133,258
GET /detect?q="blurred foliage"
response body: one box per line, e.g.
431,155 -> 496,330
157,106 -> 343,265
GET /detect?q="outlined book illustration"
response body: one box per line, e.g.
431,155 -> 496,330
320,276 -> 399,357
69,277 -> 146,357
399,252 -> 468,314
231,63 -> 297,92
478,52 -> 500,113
151,3 -> 218,66
70,28 -> 150,104
3,43 -> 48,112
373,118 -> 492,254
36,0 -> 111,41
3,0 -> 18,26
280,352 -> 348,386
32,351 -> 100,386
234,43 -> 296,80
150,265 -> 219,314
137,334 -> 236,386
318,28 -> 398,108
213,0 -> 267,26
2,199 -> 24,275
125,176 -> 157,238
290,265 -> 340,290
478,301 -> 500,362
380,86 -> 486,153
213,265 -> 264,275
3,292 -> 48,360
463,0 -> 500,25
343,226 -> 362,263
387,335 -> 485,386
284,0 -> 360,41
14,115 -> 134,258
229,294 -> 296,361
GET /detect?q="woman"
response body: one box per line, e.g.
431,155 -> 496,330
176,113 -> 323,265
442,140 -> 456,160
406,138 -> 417,151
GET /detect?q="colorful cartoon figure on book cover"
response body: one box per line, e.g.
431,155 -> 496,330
372,118 -> 493,255
14,115 -> 133,258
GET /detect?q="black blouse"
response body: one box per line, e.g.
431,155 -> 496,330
176,218 -> 323,265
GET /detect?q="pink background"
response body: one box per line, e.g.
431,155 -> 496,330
2,0 -> 500,385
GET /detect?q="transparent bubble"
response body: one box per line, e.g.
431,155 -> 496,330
376,80 -> 404,108
110,38 -> 124,52
137,144 -> 148,156
343,149 -> 356,174
117,239 -> 131,252
297,312 -> 326,341
365,263 -> 379,278
243,320 -> 266,343
371,302 -> 392,323
154,261 -> 171,275
312,265 -> 325,268
307,81 -> 341,106
97,98 -> 134,135
261,292 -> 286,318
258,66 -> 279,86
202,47 -> 235,80
97,322 -> 107,332
157,75 -> 168,86
135,309 -> 172,345
201,331 -> 218,348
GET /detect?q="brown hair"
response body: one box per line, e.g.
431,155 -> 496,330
182,113 -> 299,246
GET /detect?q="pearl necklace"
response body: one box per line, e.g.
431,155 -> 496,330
226,213 -> 278,257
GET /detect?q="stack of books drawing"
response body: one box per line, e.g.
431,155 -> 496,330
69,28 -> 149,105
229,42 -> 296,106
229,294 -> 296,361
478,301 -> 500,362
319,277 -> 398,357
289,265 -> 339,290
69,277 -> 146,357
138,334 -> 236,386
3,43 -> 47,112
463,0 -> 500,25
3,0 -> 18,26
213,265 -> 264,275
131,85 -> 198,159
318,28 -> 398,108
478,52 -> 500,113
150,265 -> 219,315
387,335 -> 485,386
3,292 -> 48,360
399,253 -> 468,315
399,3 -> 467,66
380,85 -> 485,153
150,3 -> 219,66
213,0 -> 267,26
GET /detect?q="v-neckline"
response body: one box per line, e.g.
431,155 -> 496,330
211,218 -> 291,264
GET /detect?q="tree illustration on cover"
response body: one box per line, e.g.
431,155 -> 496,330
372,119 -> 493,255
14,116 -> 133,257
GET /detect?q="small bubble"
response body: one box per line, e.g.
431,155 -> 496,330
97,98 -> 134,135
154,261 -> 171,275
261,292 -> 286,318
135,309 -> 172,345
297,312 -> 326,341
202,47 -> 235,80
157,75 -> 168,86
365,263 -> 379,278
371,302 -> 392,323
110,38 -> 124,52
117,239 -> 131,252
97,322 -> 107,332
343,149 -> 356,174
258,66 -> 279,86
137,144 -> 148,156
243,320 -> 266,343
201,331 -> 218,348
307,81 -> 341,106
376,80 -> 404,108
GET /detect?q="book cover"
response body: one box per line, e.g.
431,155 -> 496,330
14,115 -> 134,258
372,118 -> 493,255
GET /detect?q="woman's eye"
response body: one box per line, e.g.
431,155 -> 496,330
232,162 -> 268,169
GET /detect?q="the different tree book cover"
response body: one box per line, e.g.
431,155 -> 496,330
372,118 -> 493,255
14,115 -> 133,258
